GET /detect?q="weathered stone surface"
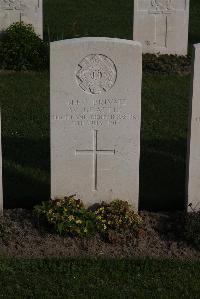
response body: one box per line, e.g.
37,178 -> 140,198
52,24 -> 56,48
0,0 -> 43,37
187,44 -> 200,212
50,37 -> 142,210
133,0 -> 190,55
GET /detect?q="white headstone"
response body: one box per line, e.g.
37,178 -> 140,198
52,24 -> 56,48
133,0 -> 190,55
0,0 -> 43,37
186,44 -> 200,212
50,37 -> 142,210
0,110 -> 2,212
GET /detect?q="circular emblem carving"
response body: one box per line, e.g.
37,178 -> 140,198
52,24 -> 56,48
76,54 -> 117,95
151,0 -> 172,10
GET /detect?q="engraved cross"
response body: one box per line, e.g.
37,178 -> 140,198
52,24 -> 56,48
149,2 -> 174,48
76,130 -> 115,191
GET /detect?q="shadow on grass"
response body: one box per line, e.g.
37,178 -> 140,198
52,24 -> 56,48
2,136 -> 187,211
2,136 -> 50,209
139,138 -> 187,211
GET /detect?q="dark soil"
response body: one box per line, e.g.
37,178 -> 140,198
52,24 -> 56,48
0,209 -> 199,260
143,54 -> 192,75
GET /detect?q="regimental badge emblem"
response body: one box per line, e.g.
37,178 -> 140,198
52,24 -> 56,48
0,0 -> 22,10
151,0 -> 173,11
76,54 -> 117,95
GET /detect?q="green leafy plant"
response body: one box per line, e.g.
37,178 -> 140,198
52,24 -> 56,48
0,22 -> 49,71
94,199 -> 142,235
34,195 -> 96,237
143,53 -> 191,74
184,211 -> 200,249
34,197 -> 142,239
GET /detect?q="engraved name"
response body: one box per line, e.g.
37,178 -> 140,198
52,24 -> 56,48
52,98 -> 138,128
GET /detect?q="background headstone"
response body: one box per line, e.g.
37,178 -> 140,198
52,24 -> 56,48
0,0 -> 43,37
50,37 -> 142,210
133,0 -> 190,55
186,44 -> 200,212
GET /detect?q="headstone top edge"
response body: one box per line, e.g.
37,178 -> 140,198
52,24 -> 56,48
50,37 -> 142,48
194,43 -> 200,50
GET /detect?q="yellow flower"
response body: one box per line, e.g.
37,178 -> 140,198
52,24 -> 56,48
76,219 -> 82,224
108,221 -> 112,225
68,215 -> 75,221
84,228 -> 88,233
103,224 -> 107,230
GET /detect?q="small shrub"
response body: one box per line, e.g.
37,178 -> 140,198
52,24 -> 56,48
0,22 -> 49,71
143,53 -> 191,74
94,199 -> 142,235
34,197 -> 142,239
184,211 -> 200,249
34,195 -> 96,237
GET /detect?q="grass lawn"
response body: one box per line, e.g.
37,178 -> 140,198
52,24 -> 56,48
43,0 -> 132,41
0,257 -> 200,298
0,72 -> 50,208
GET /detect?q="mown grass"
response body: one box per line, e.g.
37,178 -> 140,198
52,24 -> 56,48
189,0 -> 200,51
0,257 -> 200,298
141,74 -> 190,210
0,72 -> 50,208
43,0 -> 132,41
